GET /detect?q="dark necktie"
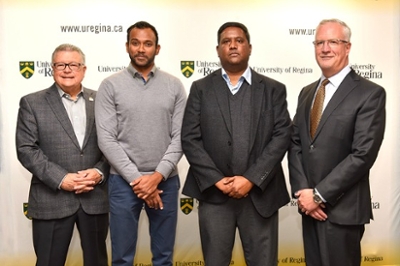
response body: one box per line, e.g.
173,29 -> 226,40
310,79 -> 329,138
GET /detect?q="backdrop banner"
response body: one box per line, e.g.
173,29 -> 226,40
0,0 -> 399,265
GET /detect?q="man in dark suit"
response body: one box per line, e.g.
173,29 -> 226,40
289,19 -> 386,266
16,44 -> 109,266
181,22 -> 291,266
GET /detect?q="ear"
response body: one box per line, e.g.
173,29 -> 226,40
155,44 -> 161,55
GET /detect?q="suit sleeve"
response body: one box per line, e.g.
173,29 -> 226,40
181,81 -> 226,192
242,82 -> 292,191
16,96 -> 67,191
288,87 -> 311,197
316,86 -> 386,205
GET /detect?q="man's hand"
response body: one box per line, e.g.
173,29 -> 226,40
215,176 -> 253,199
130,172 -> 163,199
295,189 -> 328,221
60,169 -> 101,194
227,176 -> 253,199
215,177 -> 235,194
143,189 -> 164,210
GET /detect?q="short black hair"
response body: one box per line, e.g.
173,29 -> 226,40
126,21 -> 159,45
217,22 -> 250,44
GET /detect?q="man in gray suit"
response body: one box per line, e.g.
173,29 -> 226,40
289,19 -> 386,266
16,44 -> 109,266
181,22 -> 291,266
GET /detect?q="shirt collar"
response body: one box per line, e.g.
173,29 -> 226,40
127,63 -> 157,79
320,65 -> 351,88
56,84 -> 84,98
221,66 -> 252,85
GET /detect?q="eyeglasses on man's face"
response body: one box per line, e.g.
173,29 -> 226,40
52,62 -> 84,71
312,39 -> 349,49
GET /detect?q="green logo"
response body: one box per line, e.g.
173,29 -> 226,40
180,198 -> 194,215
23,202 -> 32,220
181,61 -> 194,78
20,61 -> 35,79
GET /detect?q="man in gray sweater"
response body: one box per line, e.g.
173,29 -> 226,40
95,21 -> 187,266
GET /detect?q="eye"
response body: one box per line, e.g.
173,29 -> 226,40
328,39 -> 339,46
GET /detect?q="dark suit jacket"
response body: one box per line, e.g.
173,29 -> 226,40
289,69 -> 385,225
182,69 -> 291,218
16,84 -> 109,220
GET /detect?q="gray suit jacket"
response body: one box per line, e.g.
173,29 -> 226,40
182,69 -> 291,218
16,84 -> 109,220
289,69 -> 386,225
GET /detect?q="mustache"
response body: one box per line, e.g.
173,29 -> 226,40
133,53 -> 148,59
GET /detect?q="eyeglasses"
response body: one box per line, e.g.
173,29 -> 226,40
53,62 -> 84,71
312,39 -> 349,48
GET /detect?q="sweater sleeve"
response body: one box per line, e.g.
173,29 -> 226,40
155,78 -> 187,179
95,79 -> 142,184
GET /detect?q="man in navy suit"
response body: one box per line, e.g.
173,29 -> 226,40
16,44 -> 109,266
289,19 -> 386,266
181,22 -> 291,266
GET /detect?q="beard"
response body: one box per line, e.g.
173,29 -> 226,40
129,53 -> 155,70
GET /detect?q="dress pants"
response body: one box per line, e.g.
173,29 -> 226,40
32,206 -> 109,266
109,174 -> 179,266
198,196 -> 279,266
302,214 -> 365,266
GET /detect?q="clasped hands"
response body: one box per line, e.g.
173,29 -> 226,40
295,188 -> 327,221
215,176 -> 253,199
130,172 -> 164,210
61,169 -> 102,194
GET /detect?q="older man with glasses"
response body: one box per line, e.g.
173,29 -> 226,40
16,43 -> 109,266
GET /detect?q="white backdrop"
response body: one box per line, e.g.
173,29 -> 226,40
0,0 -> 399,265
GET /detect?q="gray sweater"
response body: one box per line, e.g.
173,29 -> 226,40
95,64 -> 187,183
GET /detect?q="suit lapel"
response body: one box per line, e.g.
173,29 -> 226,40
45,84 -> 81,149
82,88 -> 95,149
249,71 -> 264,147
212,70 -> 232,136
314,70 -> 359,140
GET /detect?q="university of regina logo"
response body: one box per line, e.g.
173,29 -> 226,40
181,61 -> 194,78
23,202 -> 32,220
20,61 -> 34,79
180,198 -> 194,215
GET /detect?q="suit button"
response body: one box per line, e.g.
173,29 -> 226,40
227,141 -> 232,146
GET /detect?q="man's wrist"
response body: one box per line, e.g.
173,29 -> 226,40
313,188 -> 324,204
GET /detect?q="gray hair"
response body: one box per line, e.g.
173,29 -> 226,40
51,43 -> 86,64
316,19 -> 352,41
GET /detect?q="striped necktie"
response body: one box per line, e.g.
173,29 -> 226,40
310,79 -> 329,138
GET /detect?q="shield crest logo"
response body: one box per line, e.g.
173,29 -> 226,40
181,61 -> 194,78
180,198 -> 194,215
23,202 -> 32,220
20,61 -> 35,79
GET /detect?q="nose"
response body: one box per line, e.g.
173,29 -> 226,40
138,43 -> 145,52
321,41 -> 331,52
229,40 -> 238,49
